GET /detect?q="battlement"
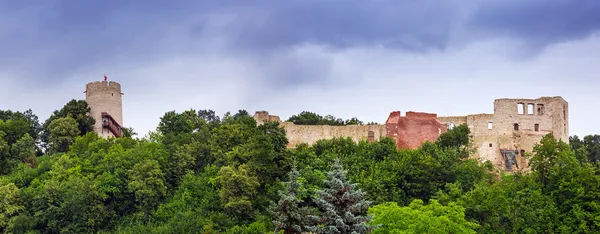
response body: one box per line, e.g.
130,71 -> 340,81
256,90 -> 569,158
86,81 -> 122,94
405,111 -> 437,119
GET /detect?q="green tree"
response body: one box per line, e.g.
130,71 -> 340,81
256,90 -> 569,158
437,123 -> 473,158
218,164 -> 260,219
269,167 -> 309,234
10,134 -> 36,166
48,116 -> 81,153
287,111 -> 363,126
529,133 -> 569,187
0,109 -> 41,145
128,159 -> 167,216
0,132 -> 11,174
306,159 -> 374,234
583,135 -> 600,163
122,127 -> 137,138
0,179 -> 25,233
544,144 -> 600,232
369,199 -> 479,233
458,175 -> 558,233
42,99 -> 95,148
0,119 -> 31,146
157,110 -> 205,136
198,109 -> 221,129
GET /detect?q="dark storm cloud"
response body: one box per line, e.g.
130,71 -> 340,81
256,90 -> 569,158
2,0 -> 600,137
0,0 -> 213,83
2,0 -> 600,87
467,0 -> 600,48
218,0 -> 461,53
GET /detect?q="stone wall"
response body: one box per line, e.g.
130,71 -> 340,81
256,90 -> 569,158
253,111 -> 445,149
252,111 -> 386,148
280,122 -> 387,148
438,96 -> 569,171
254,111 -> 282,125
437,116 -> 467,128
254,96 -> 568,172
386,111 -> 447,149
85,81 -> 123,138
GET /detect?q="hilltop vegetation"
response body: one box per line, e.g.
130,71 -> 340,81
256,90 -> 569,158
1,100 -> 600,233
287,111 -> 378,126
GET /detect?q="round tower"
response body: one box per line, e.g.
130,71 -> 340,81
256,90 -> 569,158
85,80 -> 123,138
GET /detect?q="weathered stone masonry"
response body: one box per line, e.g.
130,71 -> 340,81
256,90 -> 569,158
85,81 -> 124,138
386,111 -> 447,149
253,110 -> 446,150
438,96 -> 568,171
254,96 -> 569,172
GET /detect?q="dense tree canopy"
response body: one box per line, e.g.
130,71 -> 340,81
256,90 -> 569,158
1,105 -> 599,233
41,99 -> 95,150
287,111 -> 371,126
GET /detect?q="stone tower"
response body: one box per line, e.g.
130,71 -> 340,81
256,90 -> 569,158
85,80 -> 124,138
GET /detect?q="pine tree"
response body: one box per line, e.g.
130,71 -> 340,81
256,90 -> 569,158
306,159 -> 374,234
269,166 -> 308,234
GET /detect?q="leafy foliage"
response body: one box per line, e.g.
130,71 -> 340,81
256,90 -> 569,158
0,106 -> 599,233
48,116 -> 81,153
41,99 -> 95,149
287,111 -> 366,126
369,199 -> 479,233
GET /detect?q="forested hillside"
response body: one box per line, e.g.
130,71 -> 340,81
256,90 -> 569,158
1,100 -> 599,233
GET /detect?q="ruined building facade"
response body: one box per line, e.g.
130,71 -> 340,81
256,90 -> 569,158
253,96 -> 569,172
253,111 -> 447,150
438,96 -> 568,171
85,80 -> 124,138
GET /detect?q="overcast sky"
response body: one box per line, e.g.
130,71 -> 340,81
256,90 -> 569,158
1,0 -> 600,137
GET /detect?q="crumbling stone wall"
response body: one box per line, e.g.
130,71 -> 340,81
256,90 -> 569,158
85,81 -> 123,138
386,111 -> 447,149
438,96 -> 569,171
254,96 -> 568,172
253,111 -> 445,149
281,122 -> 387,148
254,111 -> 282,125
437,116 -> 467,128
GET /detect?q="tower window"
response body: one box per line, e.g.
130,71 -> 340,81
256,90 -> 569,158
527,103 -> 534,115
489,143 -> 492,147
488,122 -> 493,130
534,124 -> 539,132
517,103 -> 524,114
514,123 -> 519,130
537,104 -> 545,115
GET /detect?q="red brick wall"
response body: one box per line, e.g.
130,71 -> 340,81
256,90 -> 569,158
386,111 -> 447,149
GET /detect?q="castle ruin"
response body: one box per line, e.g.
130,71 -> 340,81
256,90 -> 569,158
253,96 -> 569,172
85,80 -> 124,138
438,96 -> 568,171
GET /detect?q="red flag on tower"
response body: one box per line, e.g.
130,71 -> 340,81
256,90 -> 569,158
104,74 -> 107,81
